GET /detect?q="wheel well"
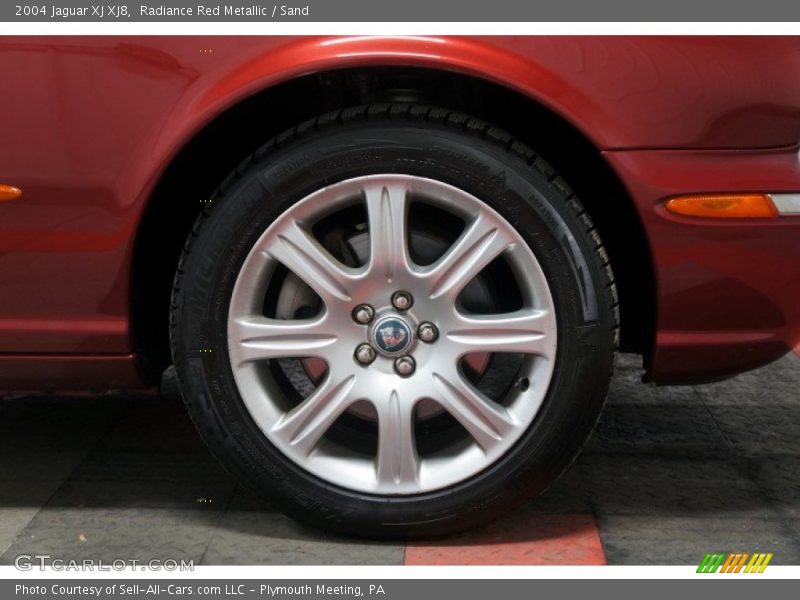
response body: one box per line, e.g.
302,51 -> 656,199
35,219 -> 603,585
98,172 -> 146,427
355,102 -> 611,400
131,67 -> 655,383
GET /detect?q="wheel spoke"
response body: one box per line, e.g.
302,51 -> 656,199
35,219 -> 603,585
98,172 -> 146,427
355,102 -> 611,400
263,219 -> 357,303
365,183 -> 411,283
431,371 -> 516,452
375,390 -> 420,486
447,309 -> 556,358
229,315 -> 337,366
271,374 -> 356,456
425,213 -> 514,299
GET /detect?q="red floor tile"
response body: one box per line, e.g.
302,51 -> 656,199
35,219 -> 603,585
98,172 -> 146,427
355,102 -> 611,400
404,513 -> 606,565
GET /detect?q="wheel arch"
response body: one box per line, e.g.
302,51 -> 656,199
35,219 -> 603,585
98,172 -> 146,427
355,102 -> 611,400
131,58 -> 656,383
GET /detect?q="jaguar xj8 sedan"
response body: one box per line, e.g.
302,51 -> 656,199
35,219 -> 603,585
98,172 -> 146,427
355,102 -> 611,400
0,36 -> 798,536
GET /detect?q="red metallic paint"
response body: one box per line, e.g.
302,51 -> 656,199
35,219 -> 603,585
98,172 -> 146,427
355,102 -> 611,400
0,35 -> 798,389
605,145 -> 800,380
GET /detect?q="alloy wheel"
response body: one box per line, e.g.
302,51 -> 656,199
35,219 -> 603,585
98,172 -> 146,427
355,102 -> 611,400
227,174 -> 557,494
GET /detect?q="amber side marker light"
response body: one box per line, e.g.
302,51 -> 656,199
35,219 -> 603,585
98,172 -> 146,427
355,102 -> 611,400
665,193 -> 778,219
0,184 -> 23,202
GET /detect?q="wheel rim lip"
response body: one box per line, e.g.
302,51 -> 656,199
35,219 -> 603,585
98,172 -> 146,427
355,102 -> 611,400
227,174 -> 557,495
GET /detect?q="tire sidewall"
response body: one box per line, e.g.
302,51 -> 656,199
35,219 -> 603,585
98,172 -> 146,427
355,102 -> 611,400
173,116 -> 615,536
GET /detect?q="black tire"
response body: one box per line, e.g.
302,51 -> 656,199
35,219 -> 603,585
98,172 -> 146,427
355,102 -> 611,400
170,105 -> 618,538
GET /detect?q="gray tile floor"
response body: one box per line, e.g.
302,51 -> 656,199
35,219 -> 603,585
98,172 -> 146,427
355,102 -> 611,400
0,353 -> 798,565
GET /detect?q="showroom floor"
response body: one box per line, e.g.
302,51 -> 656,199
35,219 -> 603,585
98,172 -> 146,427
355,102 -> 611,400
1,352 -> 799,566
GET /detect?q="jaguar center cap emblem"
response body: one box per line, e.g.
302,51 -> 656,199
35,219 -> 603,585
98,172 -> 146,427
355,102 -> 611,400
372,316 -> 412,356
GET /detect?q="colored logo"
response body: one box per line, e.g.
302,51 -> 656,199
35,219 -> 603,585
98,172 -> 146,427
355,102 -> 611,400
373,317 -> 412,355
697,552 -> 773,573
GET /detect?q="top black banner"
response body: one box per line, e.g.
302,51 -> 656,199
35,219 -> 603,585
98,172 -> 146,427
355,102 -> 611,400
3,0 -> 800,22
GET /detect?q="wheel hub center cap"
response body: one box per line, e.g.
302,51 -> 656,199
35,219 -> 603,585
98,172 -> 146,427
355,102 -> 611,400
372,315 -> 413,357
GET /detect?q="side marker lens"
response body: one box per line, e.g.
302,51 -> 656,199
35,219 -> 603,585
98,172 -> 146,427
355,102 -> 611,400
0,185 -> 23,202
665,193 -> 777,219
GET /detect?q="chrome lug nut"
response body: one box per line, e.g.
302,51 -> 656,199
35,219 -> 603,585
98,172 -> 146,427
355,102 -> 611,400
394,356 -> 416,376
355,343 -> 377,365
417,322 -> 439,343
352,304 -> 375,325
391,291 -> 413,311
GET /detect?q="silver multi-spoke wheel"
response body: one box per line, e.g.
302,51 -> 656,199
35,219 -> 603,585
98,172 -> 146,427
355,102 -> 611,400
227,175 -> 557,494
174,107 -> 616,535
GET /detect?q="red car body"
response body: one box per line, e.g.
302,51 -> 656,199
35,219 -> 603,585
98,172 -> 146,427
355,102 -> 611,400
0,35 -> 799,390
